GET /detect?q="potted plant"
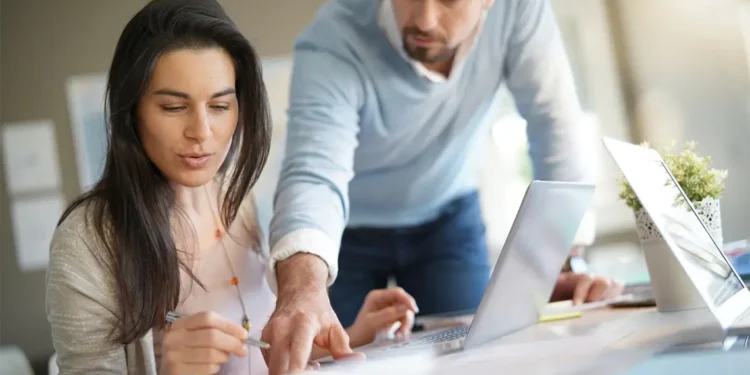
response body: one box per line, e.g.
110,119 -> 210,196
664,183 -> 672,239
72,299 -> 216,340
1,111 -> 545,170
618,141 -> 728,246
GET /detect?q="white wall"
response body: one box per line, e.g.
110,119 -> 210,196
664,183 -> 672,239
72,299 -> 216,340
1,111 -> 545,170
254,57 -> 293,242
618,0 -> 750,243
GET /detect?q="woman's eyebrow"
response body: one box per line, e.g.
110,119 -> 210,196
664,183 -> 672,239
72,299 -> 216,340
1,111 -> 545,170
152,87 -> 236,99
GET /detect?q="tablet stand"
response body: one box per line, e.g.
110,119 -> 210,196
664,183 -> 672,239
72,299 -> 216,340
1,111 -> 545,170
641,236 -> 707,312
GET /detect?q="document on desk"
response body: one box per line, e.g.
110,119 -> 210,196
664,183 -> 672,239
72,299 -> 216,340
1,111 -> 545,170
314,333 -> 626,375
314,352 -> 438,374
317,311 -> 639,375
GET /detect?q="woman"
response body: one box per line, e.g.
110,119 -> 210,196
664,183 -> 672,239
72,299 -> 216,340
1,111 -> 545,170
45,0 -> 416,374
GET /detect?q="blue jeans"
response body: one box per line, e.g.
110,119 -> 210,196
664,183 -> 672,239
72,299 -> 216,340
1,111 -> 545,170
329,192 -> 491,327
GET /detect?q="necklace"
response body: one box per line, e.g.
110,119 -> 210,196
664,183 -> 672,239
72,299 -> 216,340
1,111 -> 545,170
203,185 -> 252,334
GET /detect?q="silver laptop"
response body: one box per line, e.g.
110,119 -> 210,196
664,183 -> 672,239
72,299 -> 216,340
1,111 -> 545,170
365,180 -> 596,355
603,137 -> 750,336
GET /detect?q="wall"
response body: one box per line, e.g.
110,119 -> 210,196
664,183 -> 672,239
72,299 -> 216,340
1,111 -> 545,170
616,0 -> 750,243
0,1 -> 325,372
477,0 -> 647,282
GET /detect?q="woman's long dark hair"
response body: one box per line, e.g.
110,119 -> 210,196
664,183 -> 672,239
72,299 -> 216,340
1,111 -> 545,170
58,0 -> 271,344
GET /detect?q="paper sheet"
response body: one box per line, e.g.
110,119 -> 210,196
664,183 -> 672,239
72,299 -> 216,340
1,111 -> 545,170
1,120 -> 61,194
10,194 -> 65,271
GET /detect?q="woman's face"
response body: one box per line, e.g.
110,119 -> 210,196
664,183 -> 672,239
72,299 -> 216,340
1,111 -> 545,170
137,47 -> 238,187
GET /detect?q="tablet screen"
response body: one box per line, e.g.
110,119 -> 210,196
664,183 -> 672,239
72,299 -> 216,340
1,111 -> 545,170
635,161 -> 746,307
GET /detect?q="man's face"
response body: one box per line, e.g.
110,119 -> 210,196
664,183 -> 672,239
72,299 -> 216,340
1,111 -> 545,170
392,0 -> 493,64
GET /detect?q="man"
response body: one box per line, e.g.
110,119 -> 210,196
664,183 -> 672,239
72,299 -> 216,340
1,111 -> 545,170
261,0 -> 623,373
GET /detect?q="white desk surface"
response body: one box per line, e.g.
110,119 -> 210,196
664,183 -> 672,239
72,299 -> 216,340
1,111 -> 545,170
313,305 -> 747,374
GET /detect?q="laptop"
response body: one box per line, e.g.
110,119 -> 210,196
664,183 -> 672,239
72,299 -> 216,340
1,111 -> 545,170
603,137 -> 750,336
362,180 -> 596,356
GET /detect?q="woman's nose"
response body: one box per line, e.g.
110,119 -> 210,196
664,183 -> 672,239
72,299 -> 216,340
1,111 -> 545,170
184,108 -> 211,142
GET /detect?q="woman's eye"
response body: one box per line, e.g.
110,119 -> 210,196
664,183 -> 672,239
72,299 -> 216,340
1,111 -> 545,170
161,105 -> 185,112
211,105 -> 230,111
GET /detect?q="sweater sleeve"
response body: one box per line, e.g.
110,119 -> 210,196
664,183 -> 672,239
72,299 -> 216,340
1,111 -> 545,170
266,47 -> 363,294
46,211 -> 129,374
503,0 -> 598,245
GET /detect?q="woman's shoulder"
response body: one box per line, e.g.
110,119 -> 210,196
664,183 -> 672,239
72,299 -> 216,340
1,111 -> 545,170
50,199 -> 115,277
47,199 -> 151,374
47,199 -> 120,332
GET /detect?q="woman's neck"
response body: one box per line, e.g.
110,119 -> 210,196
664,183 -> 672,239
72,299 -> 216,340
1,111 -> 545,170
171,180 -> 223,255
173,182 -> 215,217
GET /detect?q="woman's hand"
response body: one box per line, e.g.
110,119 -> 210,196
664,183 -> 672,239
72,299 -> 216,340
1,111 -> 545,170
161,311 -> 248,375
347,287 -> 419,348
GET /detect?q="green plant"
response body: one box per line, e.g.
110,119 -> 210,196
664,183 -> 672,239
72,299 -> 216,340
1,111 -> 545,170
617,141 -> 728,212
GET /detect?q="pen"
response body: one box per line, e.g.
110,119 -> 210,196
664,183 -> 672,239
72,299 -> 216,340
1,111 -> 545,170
166,311 -> 271,349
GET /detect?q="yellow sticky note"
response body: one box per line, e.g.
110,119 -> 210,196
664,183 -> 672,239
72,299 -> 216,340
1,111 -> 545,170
538,311 -> 582,323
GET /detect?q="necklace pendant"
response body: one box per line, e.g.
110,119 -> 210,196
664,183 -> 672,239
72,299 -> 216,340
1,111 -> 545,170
242,315 -> 251,332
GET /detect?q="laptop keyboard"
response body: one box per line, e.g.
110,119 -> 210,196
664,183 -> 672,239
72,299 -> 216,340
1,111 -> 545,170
386,326 -> 470,350
623,282 -> 654,299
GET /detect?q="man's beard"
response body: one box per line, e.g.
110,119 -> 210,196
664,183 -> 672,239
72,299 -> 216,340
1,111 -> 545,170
401,27 -> 455,64
403,43 -> 456,64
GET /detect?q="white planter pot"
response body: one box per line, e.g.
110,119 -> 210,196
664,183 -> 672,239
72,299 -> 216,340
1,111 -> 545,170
635,196 -> 723,246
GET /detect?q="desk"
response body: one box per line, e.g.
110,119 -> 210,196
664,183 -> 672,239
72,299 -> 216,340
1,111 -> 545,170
315,306 -> 749,374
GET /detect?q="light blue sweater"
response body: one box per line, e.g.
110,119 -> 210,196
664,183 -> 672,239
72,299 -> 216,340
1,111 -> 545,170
266,0 -> 594,289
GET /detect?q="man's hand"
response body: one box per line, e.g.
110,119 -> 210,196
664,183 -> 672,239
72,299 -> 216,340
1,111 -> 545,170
347,287 -> 418,348
261,253 -> 363,374
550,272 -> 624,305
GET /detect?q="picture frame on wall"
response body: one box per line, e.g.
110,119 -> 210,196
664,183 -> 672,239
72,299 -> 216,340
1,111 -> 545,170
65,72 -> 108,193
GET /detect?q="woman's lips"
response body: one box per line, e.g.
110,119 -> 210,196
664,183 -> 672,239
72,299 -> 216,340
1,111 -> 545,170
179,153 -> 212,169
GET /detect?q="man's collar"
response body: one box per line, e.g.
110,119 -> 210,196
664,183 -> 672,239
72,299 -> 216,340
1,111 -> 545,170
377,0 -> 484,83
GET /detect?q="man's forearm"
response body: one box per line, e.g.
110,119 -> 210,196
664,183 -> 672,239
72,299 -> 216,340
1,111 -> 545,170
275,253 -> 329,298
265,227 -> 340,295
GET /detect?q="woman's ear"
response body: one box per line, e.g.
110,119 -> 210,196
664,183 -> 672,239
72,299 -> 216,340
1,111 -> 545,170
481,0 -> 495,11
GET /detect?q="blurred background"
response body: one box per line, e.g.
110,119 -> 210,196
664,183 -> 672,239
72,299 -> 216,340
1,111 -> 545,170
1,0 -> 749,373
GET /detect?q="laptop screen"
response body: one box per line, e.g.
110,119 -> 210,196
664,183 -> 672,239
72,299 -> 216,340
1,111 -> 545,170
634,161 -> 746,306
